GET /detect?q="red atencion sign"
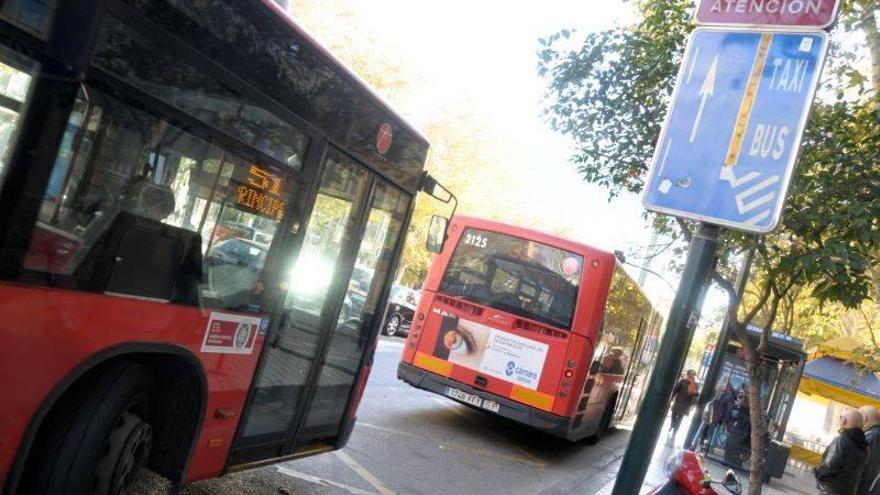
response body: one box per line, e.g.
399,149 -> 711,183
696,0 -> 840,29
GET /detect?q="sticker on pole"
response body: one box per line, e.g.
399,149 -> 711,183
642,28 -> 828,234
695,0 -> 840,29
201,312 -> 262,354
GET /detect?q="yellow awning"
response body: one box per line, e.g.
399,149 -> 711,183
789,444 -> 823,466
799,375 -> 880,409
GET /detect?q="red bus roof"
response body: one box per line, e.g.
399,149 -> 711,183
258,0 -> 428,145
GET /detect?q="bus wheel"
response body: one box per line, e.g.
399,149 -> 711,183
384,314 -> 402,336
586,399 -> 615,445
26,362 -> 154,495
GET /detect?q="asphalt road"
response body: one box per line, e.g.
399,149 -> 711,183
134,336 -> 634,495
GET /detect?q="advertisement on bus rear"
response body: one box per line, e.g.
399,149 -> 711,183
432,315 -> 548,390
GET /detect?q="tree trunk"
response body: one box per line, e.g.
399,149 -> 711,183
858,1 -> 880,96
746,357 -> 766,495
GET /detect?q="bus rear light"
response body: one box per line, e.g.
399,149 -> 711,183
559,391 -> 568,398
562,379 -> 572,387
567,360 -> 576,368
564,369 -> 574,378
417,312 -> 425,321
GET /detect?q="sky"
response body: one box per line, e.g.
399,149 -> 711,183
290,1 -> 687,309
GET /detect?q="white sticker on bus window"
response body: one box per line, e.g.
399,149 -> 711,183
201,312 -> 262,354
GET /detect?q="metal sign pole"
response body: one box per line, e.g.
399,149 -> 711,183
611,223 -> 719,495
685,246 -> 755,449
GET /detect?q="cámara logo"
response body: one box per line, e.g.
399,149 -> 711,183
505,361 -> 516,376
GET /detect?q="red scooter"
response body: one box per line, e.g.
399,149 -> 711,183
648,450 -> 742,495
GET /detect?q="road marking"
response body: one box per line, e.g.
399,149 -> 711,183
724,33 -> 773,167
276,465 -> 377,495
377,341 -> 405,353
335,450 -> 397,495
358,422 -> 546,468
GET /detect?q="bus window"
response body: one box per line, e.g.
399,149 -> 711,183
93,14 -> 308,170
0,47 -> 35,188
439,228 -> 582,329
22,85 -> 297,311
0,0 -> 54,36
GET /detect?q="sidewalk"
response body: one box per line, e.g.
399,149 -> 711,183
597,413 -> 819,494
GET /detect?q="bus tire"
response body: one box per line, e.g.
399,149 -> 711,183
586,398 -> 615,444
26,361 -> 154,495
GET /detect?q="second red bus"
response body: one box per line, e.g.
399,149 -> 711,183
399,216 -> 663,442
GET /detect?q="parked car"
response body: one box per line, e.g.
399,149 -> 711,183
382,284 -> 421,337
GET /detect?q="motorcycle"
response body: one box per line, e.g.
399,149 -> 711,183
648,450 -> 742,495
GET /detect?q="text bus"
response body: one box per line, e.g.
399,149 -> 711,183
0,1 -> 435,493
399,216 -> 663,441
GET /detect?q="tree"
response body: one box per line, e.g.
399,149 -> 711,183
290,1 -> 566,289
539,0 -> 880,491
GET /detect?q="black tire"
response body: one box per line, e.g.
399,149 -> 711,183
384,314 -> 402,336
586,397 -> 616,445
24,361 -> 154,495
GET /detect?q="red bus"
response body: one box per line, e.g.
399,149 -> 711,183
0,1 -> 444,494
399,216 -> 663,442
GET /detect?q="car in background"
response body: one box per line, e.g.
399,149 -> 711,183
382,284 -> 421,337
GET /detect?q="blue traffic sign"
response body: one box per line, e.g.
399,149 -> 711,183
643,29 -> 828,233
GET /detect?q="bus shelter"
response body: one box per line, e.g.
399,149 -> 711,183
788,336 -> 880,466
699,326 -> 806,479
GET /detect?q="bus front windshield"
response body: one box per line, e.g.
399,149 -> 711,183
438,228 -> 583,329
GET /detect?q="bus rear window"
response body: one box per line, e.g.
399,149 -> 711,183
439,228 -> 582,329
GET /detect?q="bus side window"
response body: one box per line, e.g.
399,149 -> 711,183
21,84 -> 303,312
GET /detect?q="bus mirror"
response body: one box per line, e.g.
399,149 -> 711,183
426,215 -> 448,254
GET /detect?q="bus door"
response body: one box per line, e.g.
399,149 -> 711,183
231,146 -> 410,464
616,317 -> 648,422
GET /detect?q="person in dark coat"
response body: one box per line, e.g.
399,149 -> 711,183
699,383 -> 736,450
723,391 -> 751,468
860,406 -> 880,495
814,408 -> 869,495
667,369 -> 698,442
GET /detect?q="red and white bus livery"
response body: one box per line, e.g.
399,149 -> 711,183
399,216 -> 663,442
0,1 -> 441,493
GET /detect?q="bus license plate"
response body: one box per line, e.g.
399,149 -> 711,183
444,387 -> 483,408
481,399 -> 500,413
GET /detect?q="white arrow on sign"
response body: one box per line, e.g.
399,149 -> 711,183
689,56 -> 718,143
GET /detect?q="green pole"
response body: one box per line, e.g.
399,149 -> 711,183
611,223 -> 719,495
685,246 -> 755,449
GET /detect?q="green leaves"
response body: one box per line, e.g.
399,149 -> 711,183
538,0 -> 880,332
537,0 -> 692,198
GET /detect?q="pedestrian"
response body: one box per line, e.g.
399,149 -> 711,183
859,405 -> 880,495
723,390 -> 750,468
668,369 -> 699,442
814,408 -> 869,495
